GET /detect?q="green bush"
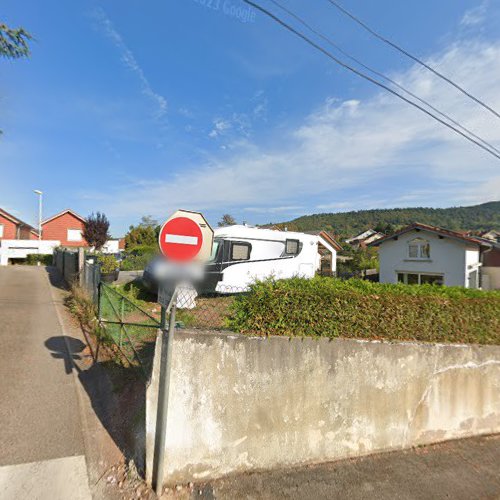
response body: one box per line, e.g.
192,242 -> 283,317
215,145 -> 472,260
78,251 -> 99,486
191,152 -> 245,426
128,245 -> 157,256
120,253 -> 154,271
229,277 -> 500,345
98,254 -> 119,274
25,254 -> 53,266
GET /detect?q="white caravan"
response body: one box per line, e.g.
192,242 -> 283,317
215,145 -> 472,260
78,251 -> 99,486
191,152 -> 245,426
200,225 -> 340,293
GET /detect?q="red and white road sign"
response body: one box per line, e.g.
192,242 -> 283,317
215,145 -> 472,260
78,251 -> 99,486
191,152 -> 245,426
158,210 -> 213,262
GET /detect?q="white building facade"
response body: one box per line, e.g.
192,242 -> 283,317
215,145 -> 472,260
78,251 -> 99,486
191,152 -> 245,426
371,224 -> 491,288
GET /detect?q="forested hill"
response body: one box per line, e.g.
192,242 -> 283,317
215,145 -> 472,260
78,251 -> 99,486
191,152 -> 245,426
278,201 -> 500,238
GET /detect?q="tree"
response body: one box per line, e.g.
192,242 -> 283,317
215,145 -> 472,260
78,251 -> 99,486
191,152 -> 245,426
139,215 -> 158,228
83,212 -> 111,252
218,214 -> 237,227
0,23 -> 32,59
124,217 -> 158,250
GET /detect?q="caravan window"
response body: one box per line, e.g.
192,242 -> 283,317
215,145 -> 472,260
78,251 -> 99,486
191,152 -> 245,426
209,240 -> 221,262
285,239 -> 300,255
231,242 -> 251,261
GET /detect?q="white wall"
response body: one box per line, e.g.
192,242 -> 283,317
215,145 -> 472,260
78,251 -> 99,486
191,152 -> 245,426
378,230 -> 480,287
0,240 -> 60,265
101,240 -> 120,254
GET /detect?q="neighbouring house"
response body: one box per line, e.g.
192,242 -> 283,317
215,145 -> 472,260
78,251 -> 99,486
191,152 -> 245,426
41,209 -> 87,247
345,229 -> 385,248
0,208 -> 39,240
41,209 -> 124,253
304,230 -> 343,275
0,208 -> 61,265
369,222 -> 497,289
481,240 -> 500,290
102,239 -> 126,254
480,229 -> 500,243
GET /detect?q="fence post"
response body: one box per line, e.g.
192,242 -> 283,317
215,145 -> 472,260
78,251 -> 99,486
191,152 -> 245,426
97,282 -> 102,322
119,296 -> 124,348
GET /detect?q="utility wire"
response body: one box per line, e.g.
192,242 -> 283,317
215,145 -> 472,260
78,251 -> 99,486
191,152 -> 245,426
325,0 -> 500,121
267,0 -> 500,156
240,0 -> 500,161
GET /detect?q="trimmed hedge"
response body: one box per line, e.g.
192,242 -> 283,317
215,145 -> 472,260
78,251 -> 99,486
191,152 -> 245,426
228,277 -> 500,345
25,254 -> 53,266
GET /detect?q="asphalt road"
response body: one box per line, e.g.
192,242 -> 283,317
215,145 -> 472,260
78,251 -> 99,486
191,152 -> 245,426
0,266 -> 91,499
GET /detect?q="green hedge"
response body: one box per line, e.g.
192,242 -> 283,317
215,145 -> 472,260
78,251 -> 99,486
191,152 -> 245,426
25,254 -> 53,266
229,277 -> 500,345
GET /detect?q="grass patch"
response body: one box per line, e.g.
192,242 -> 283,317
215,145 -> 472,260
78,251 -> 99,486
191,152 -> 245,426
228,277 -> 500,345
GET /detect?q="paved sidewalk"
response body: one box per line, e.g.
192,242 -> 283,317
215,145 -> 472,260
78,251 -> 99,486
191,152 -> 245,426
183,434 -> 500,500
0,267 -> 91,500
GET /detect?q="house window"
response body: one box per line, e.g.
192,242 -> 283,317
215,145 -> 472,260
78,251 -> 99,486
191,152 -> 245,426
408,238 -> 430,259
285,239 -> 300,255
0,224 -> 4,238
397,273 -> 443,285
231,242 -> 251,261
67,229 -> 83,242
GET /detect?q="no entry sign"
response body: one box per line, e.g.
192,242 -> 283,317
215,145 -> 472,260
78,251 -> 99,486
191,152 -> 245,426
158,210 -> 214,262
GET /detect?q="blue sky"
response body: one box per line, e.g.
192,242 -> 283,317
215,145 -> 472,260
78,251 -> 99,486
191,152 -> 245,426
1,0 -> 500,236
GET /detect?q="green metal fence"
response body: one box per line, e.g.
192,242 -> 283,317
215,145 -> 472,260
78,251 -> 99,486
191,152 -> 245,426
98,282 -> 161,376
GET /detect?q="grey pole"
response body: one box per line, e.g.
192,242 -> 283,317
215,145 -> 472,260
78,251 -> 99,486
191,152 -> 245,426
154,290 -> 177,496
33,190 -> 43,241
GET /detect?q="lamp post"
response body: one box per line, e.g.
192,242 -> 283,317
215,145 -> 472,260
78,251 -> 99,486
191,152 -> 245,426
33,190 -> 43,241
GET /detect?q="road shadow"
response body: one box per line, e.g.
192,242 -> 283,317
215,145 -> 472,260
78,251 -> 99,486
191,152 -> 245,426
45,266 -> 70,291
45,335 -> 153,475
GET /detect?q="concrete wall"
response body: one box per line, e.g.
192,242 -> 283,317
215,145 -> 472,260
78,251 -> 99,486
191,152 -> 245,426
378,230 -> 479,287
146,331 -> 500,486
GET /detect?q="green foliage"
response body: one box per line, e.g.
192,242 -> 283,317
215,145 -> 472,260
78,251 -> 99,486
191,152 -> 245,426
280,201 -> 500,238
229,277 -> 500,345
120,254 -> 150,271
120,250 -> 155,271
128,244 -> 157,256
98,254 -> 119,274
125,223 -> 158,250
218,214 -> 237,227
25,254 -> 52,266
338,247 -> 379,276
0,23 -> 32,59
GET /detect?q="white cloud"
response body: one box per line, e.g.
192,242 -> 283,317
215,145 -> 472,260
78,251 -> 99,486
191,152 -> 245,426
461,1 -> 488,27
209,118 -> 232,138
97,36 -> 500,220
93,8 -> 167,118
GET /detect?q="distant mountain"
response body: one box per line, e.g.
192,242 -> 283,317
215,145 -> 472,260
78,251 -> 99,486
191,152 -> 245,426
276,201 -> 500,238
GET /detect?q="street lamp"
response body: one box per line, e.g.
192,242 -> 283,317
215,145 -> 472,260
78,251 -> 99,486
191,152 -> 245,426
33,190 -> 43,241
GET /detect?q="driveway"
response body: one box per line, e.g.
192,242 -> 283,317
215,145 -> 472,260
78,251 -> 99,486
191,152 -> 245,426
0,266 -> 91,499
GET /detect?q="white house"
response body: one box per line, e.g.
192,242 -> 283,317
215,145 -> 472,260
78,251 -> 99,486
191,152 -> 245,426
345,229 -> 385,247
370,223 -> 493,288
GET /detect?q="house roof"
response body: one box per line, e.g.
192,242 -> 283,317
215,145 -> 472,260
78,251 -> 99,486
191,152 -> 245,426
304,230 -> 343,251
0,207 -> 39,235
369,222 -> 492,249
42,209 -> 86,225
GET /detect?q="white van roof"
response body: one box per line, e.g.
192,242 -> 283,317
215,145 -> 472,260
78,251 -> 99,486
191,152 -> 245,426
214,225 -> 318,243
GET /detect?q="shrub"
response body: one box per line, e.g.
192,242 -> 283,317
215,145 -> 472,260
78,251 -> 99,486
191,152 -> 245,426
120,253 -> 154,271
128,245 -> 157,256
25,254 -> 53,266
229,277 -> 500,345
98,254 -> 119,274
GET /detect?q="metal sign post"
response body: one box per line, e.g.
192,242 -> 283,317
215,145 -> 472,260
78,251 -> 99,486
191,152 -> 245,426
153,287 -> 178,496
152,210 -> 214,495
